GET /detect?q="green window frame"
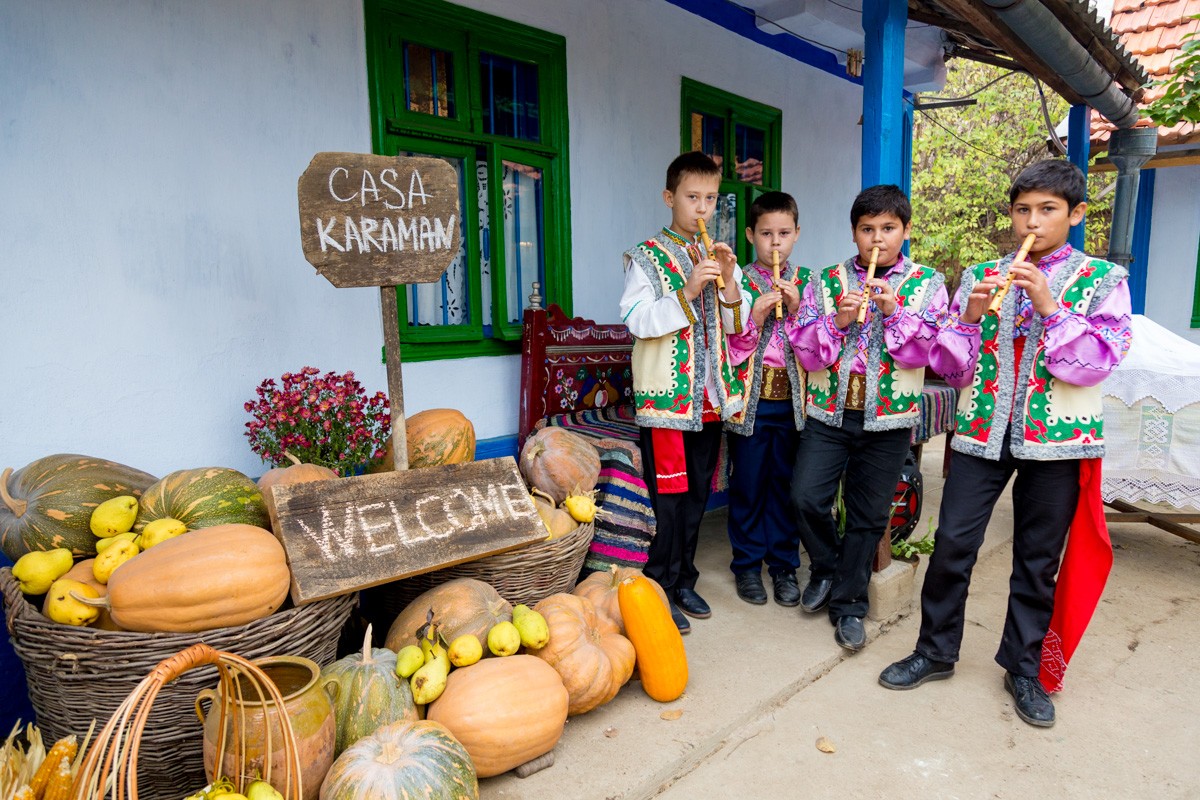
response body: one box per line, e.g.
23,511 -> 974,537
365,0 -> 572,361
679,78 -> 782,266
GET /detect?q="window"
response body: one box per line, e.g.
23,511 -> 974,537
680,78 -> 782,266
366,0 -> 571,361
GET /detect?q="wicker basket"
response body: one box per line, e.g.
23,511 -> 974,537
0,567 -> 353,800
361,521 -> 594,635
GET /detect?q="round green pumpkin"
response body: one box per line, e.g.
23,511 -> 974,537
133,466 -> 270,532
321,625 -> 419,757
0,454 -> 157,561
319,720 -> 478,800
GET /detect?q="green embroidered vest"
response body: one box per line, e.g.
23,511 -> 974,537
806,257 -> 943,431
953,249 -> 1127,461
624,234 -> 746,430
726,262 -> 809,436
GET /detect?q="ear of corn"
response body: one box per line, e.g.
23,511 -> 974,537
11,786 -> 36,800
28,736 -> 75,799
40,758 -> 73,800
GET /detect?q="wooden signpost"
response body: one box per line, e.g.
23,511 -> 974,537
289,152 -> 544,604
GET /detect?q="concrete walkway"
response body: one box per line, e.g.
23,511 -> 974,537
481,436 -> 1200,800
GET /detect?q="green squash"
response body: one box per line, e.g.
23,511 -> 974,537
0,454 -> 157,561
321,625 -> 419,756
319,720 -> 478,800
133,466 -> 270,532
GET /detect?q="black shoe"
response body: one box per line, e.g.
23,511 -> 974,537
674,587 -> 712,619
834,616 -> 866,651
772,572 -> 801,607
1005,672 -> 1055,728
668,602 -> 691,635
800,577 -> 833,613
735,571 -> 768,605
878,652 -> 955,690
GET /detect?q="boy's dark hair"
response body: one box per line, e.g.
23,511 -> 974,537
666,151 -> 721,193
1008,159 -> 1087,208
850,184 -> 911,227
747,191 -> 799,230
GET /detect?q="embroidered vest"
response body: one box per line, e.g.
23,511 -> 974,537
806,257 -> 943,431
953,249 -> 1127,461
624,235 -> 746,430
726,262 -> 809,436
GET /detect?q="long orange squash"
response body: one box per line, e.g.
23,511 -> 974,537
617,575 -> 687,702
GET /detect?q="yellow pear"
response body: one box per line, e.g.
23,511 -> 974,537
95,531 -> 139,554
90,495 -> 139,537
139,518 -> 188,549
12,549 -> 74,595
395,645 -> 425,679
513,608 -> 550,650
410,658 -> 449,704
447,634 -> 483,667
92,540 -> 140,584
487,621 -> 521,657
44,579 -> 100,626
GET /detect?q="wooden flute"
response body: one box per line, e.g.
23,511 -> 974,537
773,249 -> 783,320
695,218 -> 726,290
988,233 -> 1038,314
856,246 -> 880,324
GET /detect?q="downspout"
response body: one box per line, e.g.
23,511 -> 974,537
980,0 -> 1156,267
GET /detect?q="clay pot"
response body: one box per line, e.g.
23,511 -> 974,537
196,656 -> 335,800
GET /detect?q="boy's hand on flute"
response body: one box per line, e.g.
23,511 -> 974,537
683,258 -> 722,301
962,275 -> 1003,324
1008,260 -> 1058,317
833,293 -> 863,331
865,278 -> 898,317
777,280 -> 801,314
751,292 -> 782,327
711,242 -> 742,302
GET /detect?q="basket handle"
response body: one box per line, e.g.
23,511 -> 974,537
151,642 -> 221,684
195,687 -> 218,726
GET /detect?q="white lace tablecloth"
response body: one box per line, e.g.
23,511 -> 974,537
1102,315 -> 1200,509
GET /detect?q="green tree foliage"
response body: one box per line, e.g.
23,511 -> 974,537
910,61 -> 1113,286
1146,15 -> 1200,128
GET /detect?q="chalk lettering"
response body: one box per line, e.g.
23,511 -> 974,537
502,481 -> 536,519
397,217 -> 419,251
408,169 -> 432,206
359,217 -> 383,253
386,499 -> 408,539
294,516 -> 338,561
451,487 -> 486,532
380,168 -> 405,210
328,167 -> 355,202
435,215 -> 456,250
316,218 -> 344,252
355,502 -> 397,554
343,217 -> 364,253
379,217 -> 398,251
415,494 -> 449,538
360,169 -> 381,206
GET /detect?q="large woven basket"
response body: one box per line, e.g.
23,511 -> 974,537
361,521 -> 594,634
0,567 -> 353,800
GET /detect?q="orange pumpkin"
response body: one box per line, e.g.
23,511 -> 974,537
532,494 -> 578,540
518,428 -> 600,505
573,565 -> 669,635
372,409 -> 476,472
427,655 -> 567,777
384,578 -> 511,652
618,575 -> 688,702
531,593 -> 634,715
257,452 -> 339,518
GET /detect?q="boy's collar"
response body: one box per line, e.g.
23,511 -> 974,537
1029,242 -> 1073,270
854,253 -> 904,271
661,227 -> 695,247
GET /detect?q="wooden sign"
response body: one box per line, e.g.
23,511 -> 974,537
297,152 -> 461,288
269,457 -> 545,604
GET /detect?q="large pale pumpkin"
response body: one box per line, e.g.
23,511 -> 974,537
0,454 -> 156,561
370,410 -> 476,473
573,565 -> 669,635
319,720 -> 477,800
384,579 -> 511,652
99,523 -> 290,632
258,452 -> 339,519
134,467 -> 270,532
531,593 -> 634,715
321,625 -> 419,757
427,655 -> 567,777
518,428 -> 600,505
618,575 -> 688,702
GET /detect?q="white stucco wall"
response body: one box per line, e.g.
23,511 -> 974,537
1,0 -> 860,477
1143,164 -> 1200,345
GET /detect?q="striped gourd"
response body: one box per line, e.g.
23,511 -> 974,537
319,720 -> 478,800
133,467 -> 269,532
0,455 -> 156,561
321,625 -> 419,757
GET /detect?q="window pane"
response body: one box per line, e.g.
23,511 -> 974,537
735,124 -> 766,184
401,151 -> 474,328
404,42 -> 455,118
689,111 -> 725,171
502,160 -> 545,325
711,193 -> 738,251
481,53 -> 540,142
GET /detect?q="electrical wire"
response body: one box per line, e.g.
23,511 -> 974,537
719,0 -> 850,56
919,109 -> 1019,166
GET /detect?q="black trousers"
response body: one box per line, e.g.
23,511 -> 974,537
638,422 -> 723,595
916,439 -> 1079,677
727,399 -> 802,577
790,412 -> 912,620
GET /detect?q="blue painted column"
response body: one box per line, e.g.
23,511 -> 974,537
1129,168 -> 1156,314
901,95 -> 914,257
1067,104 -> 1090,249
862,0 -> 907,188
